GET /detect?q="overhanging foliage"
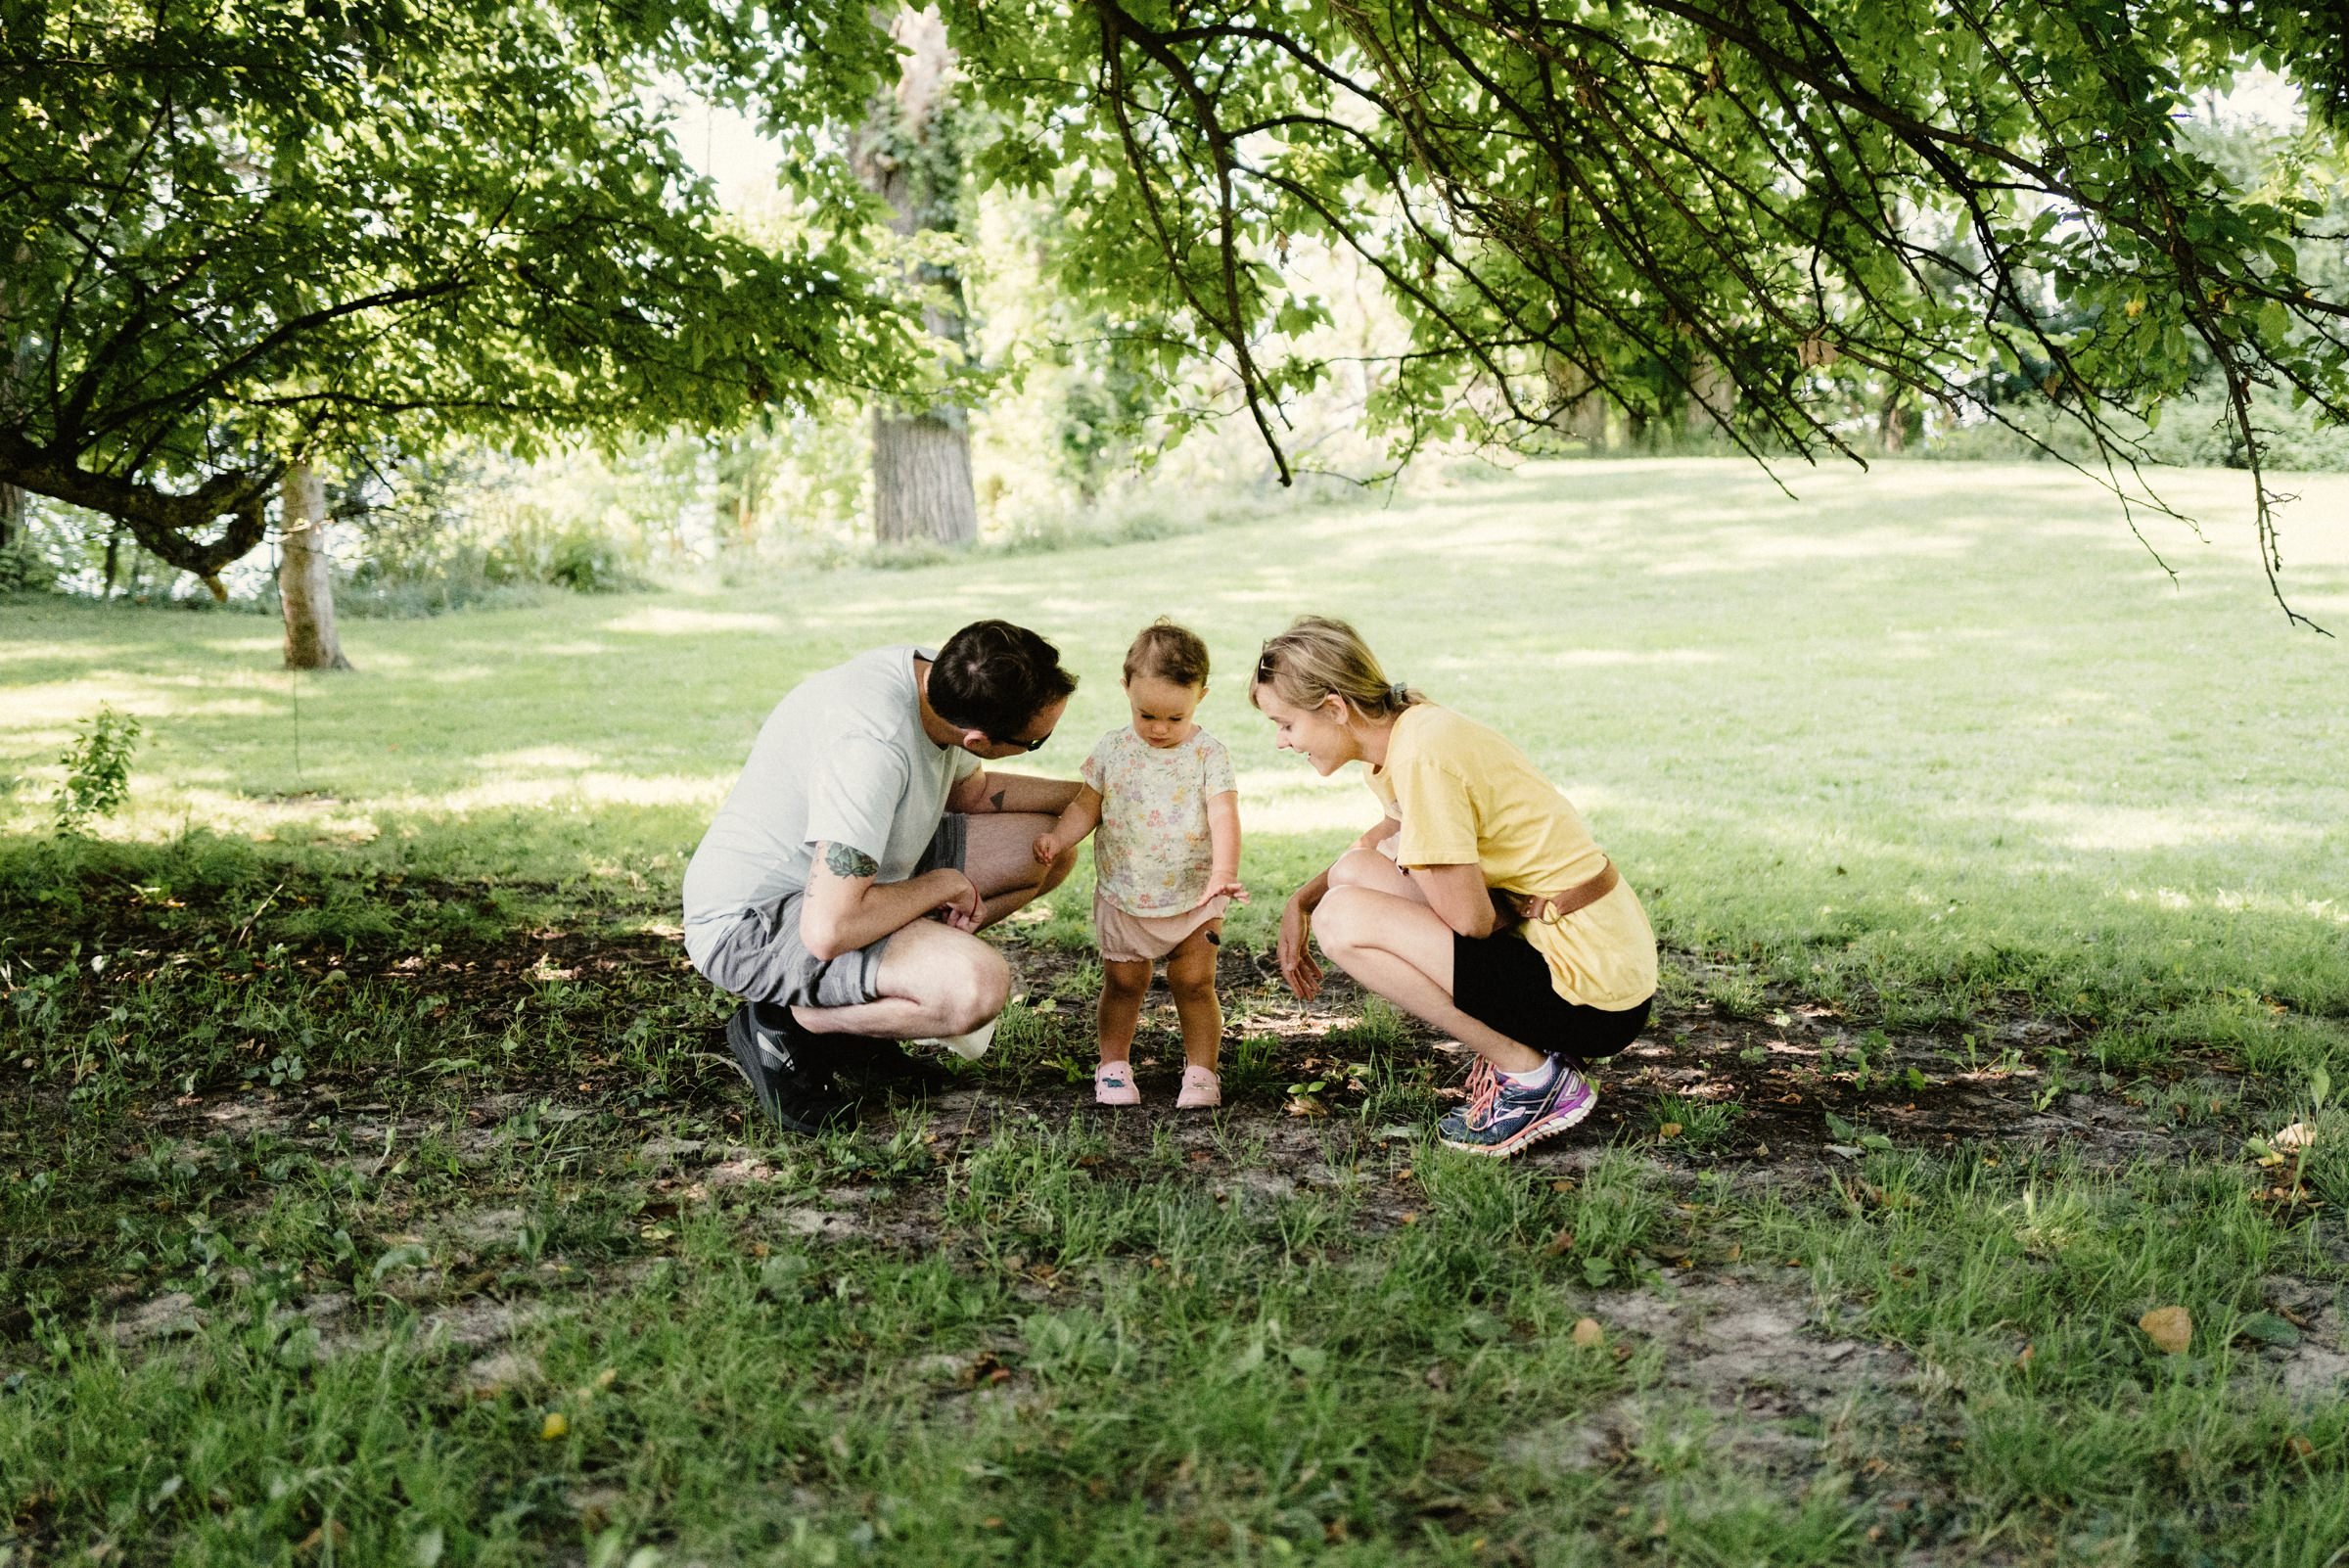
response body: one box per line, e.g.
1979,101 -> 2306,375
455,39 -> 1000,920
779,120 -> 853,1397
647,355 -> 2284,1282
944,0 -> 2349,624
0,0 -> 907,590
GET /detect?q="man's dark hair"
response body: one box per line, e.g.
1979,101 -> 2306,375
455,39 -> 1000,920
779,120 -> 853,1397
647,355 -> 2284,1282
930,621 -> 1078,741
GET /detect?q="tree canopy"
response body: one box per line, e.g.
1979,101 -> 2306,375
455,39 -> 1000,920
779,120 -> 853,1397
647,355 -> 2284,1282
939,0 -> 2349,623
9,0 -> 2348,619
0,0 -> 906,591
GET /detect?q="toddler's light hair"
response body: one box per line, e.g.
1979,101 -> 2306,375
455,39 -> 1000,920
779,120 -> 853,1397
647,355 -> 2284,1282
1248,615 -> 1421,718
1124,617 -> 1211,688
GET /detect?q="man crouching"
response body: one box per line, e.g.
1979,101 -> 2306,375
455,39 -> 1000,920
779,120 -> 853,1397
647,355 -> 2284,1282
681,621 -> 1082,1132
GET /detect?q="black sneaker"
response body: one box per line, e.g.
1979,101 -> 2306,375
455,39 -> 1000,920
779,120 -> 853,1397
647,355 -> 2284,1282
834,1039 -> 958,1097
725,1002 -> 856,1134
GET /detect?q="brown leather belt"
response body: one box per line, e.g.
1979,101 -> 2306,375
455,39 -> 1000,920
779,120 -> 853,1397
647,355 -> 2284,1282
1514,859 -> 1620,926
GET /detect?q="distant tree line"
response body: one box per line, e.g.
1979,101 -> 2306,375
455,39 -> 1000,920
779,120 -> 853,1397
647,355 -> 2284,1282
6,0 -> 2347,653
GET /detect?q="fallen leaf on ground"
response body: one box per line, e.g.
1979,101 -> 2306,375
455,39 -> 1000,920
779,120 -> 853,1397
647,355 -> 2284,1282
1658,1122 -> 1683,1139
2236,1312 -> 2302,1349
538,1411 -> 568,1441
1570,1317 -> 1605,1349
2275,1122 -> 2316,1151
2139,1306 -> 2192,1355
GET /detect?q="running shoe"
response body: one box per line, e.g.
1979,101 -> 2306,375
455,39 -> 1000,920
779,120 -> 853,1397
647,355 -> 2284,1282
1438,1056 -> 1596,1157
726,1002 -> 856,1134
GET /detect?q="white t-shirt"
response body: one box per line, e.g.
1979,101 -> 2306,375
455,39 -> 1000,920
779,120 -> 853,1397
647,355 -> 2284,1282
1080,725 -> 1236,915
681,646 -> 978,966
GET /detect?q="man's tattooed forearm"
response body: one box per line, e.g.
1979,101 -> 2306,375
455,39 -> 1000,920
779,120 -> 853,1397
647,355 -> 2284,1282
824,843 -> 879,879
990,788 -> 1007,811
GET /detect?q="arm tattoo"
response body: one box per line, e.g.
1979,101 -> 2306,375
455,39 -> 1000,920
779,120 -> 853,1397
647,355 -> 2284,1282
990,788 -> 1007,811
824,843 -> 879,879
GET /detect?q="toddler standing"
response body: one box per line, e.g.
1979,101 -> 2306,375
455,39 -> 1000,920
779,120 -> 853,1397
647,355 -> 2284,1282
1034,620 -> 1244,1107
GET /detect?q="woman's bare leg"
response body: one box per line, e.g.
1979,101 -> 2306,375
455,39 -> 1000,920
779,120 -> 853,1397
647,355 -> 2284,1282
1311,887 -> 1545,1073
1326,847 -> 1428,903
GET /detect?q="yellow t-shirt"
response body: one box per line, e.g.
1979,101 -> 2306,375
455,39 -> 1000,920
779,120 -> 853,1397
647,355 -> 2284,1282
1364,704 -> 1657,1009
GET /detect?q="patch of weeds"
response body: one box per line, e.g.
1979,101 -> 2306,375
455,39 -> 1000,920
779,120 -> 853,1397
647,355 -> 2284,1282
2150,1078 -> 2237,1128
50,703 -> 143,836
1651,1093 -> 1743,1153
1327,996 -> 1411,1050
1047,960 -> 1103,1005
1699,967 -> 1769,1020
1218,1032 -> 1285,1099
1653,957 -> 1704,1012
1549,1149 -> 1668,1288
2083,1025 -> 2172,1074
988,999 -> 1079,1070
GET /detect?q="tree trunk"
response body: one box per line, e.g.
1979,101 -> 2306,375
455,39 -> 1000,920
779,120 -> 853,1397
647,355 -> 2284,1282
0,482 -> 20,552
873,406 -> 979,543
279,461 -> 350,670
852,6 -> 980,547
1685,353 -> 1736,435
1543,353 -> 1610,446
1878,389 -> 1919,452
103,524 -> 122,597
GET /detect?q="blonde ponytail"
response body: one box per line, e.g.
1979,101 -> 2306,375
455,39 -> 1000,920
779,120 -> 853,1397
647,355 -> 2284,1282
1249,615 -> 1422,719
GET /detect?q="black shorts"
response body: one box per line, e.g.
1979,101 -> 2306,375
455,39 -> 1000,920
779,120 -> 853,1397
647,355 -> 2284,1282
1452,932 -> 1651,1067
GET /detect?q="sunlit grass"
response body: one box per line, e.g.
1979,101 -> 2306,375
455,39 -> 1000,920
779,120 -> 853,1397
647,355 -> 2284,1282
5,457 -> 2348,1019
7,457 -> 2349,1565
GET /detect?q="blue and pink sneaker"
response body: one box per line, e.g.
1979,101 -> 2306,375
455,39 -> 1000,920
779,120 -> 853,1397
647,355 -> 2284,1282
1439,1056 -> 1597,1157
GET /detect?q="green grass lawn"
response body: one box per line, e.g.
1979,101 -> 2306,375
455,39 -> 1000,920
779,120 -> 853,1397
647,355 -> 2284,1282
4,457 -> 2348,1566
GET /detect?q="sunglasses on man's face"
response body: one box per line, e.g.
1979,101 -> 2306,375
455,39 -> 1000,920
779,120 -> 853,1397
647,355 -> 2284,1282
993,730 -> 1052,753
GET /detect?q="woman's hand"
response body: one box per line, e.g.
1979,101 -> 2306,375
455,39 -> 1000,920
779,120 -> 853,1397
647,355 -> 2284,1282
1278,894 -> 1322,1000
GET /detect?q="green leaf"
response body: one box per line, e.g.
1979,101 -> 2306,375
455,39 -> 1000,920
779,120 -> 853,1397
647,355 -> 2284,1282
2236,1312 -> 2302,1349
369,1243 -> 432,1283
2259,300 -> 2293,347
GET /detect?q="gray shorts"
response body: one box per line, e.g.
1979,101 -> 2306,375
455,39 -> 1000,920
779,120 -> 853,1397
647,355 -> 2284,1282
693,815 -> 968,1009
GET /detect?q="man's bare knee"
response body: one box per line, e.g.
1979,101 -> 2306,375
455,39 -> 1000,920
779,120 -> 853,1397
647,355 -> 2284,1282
1328,849 -> 1392,891
938,945 -> 1011,1035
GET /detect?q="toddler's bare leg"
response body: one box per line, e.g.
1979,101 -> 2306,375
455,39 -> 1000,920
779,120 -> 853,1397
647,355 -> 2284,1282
1166,923 -> 1222,1071
1098,957 -> 1151,1064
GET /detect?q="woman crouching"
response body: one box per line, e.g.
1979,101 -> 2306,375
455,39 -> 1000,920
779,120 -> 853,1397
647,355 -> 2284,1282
1252,616 -> 1656,1156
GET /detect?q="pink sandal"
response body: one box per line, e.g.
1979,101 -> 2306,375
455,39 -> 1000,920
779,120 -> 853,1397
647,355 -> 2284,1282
1175,1064 -> 1221,1109
1095,1060 -> 1141,1106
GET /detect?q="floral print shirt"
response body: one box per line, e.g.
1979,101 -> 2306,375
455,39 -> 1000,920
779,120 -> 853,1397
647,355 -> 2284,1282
1081,725 -> 1237,916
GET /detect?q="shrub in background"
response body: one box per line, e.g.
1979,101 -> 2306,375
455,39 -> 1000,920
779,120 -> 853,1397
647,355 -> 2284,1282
53,706 -> 143,836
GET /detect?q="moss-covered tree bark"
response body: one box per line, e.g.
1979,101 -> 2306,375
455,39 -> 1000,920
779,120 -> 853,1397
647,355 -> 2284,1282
854,7 -> 980,547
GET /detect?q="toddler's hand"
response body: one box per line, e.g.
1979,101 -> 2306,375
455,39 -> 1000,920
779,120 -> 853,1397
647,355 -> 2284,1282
1194,879 -> 1248,909
1032,832 -> 1063,865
